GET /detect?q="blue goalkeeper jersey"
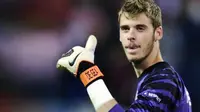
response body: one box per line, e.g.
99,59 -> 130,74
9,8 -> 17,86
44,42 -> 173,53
110,62 -> 192,112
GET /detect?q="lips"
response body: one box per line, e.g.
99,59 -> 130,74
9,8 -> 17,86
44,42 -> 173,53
124,43 -> 140,54
125,43 -> 140,49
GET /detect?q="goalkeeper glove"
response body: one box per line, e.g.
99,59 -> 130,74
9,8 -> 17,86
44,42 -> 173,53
56,35 -> 104,87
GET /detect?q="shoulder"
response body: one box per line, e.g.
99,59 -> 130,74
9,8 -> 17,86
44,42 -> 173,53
139,66 -> 183,100
144,65 -> 181,85
139,62 -> 180,85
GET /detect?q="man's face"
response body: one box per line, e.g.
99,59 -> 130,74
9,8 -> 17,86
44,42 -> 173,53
119,12 -> 156,63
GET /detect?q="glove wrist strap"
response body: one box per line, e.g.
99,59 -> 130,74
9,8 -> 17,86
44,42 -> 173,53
80,65 -> 104,87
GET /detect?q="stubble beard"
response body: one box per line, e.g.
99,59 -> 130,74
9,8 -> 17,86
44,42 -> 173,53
129,34 -> 155,65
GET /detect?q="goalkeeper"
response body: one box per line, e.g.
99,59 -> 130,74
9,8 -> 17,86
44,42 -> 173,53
57,0 -> 192,111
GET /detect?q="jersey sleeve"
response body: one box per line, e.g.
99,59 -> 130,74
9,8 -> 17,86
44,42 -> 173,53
109,73 -> 181,112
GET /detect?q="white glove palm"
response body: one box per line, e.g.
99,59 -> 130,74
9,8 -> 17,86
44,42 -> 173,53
56,35 -> 97,76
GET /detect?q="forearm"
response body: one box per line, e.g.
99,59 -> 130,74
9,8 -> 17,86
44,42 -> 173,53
86,79 -> 121,112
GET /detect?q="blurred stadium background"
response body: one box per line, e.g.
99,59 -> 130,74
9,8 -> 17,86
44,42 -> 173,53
0,0 -> 199,111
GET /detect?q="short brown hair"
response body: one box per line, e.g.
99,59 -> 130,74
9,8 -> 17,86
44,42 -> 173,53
118,0 -> 162,29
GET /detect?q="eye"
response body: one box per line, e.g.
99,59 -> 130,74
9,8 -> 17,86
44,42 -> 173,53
120,25 -> 130,32
135,25 -> 147,32
136,27 -> 144,31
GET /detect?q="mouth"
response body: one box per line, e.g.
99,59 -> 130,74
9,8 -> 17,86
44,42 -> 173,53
125,43 -> 140,49
125,44 -> 140,54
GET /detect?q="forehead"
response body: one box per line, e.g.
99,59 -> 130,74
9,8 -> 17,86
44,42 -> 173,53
119,12 -> 152,27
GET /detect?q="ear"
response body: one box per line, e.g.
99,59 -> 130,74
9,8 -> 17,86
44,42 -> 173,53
154,26 -> 163,41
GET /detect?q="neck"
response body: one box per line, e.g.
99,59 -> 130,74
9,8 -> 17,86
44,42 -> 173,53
132,42 -> 163,78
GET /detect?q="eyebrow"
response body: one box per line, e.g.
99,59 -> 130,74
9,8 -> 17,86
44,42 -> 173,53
120,25 -> 129,29
120,24 -> 148,28
135,24 -> 148,28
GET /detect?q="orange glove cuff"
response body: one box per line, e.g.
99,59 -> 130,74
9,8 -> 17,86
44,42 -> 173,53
80,65 -> 104,87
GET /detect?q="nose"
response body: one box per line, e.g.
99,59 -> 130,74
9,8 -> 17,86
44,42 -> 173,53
127,30 -> 136,41
127,36 -> 135,41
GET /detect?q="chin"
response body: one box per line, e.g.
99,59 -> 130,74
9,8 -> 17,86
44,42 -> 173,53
128,57 -> 139,62
128,56 -> 144,64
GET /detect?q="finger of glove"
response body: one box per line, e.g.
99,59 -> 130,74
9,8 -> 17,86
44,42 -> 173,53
62,46 -> 83,57
56,46 -> 84,71
85,35 -> 97,53
56,58 -> 67,68
62,49 -> 74,57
